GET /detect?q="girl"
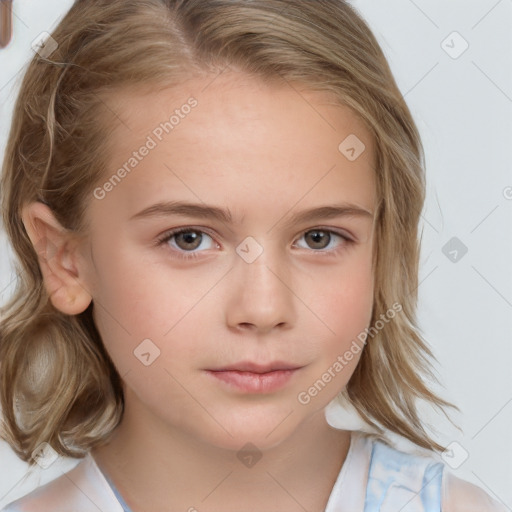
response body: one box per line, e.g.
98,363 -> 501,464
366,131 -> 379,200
0,0 -> 505,510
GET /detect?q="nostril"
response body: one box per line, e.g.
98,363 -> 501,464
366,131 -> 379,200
0,0 -> 13,49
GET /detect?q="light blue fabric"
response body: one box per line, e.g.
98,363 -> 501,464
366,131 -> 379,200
364,438 -> 444,511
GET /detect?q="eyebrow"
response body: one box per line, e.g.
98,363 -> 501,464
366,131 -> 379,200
129,200 -> 374,228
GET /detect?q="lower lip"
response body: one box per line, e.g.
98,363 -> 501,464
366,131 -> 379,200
205,369 -> 299,393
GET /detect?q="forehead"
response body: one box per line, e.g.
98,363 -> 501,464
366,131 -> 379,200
92,72 -> 376,224
106,72 -> 374,147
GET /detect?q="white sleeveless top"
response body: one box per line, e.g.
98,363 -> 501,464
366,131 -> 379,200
2,430 -> 506,511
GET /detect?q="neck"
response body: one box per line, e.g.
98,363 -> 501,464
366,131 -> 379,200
92,388 -> 352,512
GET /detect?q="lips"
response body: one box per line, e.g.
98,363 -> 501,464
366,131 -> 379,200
205,361 -> 304,393
207,361 -> 301,374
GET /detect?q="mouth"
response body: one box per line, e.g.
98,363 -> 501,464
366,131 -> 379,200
207,361 -> 302,373
205,361 -> 304,393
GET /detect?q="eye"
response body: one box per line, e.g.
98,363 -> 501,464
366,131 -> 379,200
295,229 -> 352,253
156,226 -> 354,261
156,228 -> 216,260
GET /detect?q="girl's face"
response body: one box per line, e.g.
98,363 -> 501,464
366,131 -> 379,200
82,72 -> 377,450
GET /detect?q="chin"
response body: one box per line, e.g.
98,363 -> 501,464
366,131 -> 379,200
195,411 -> 303,454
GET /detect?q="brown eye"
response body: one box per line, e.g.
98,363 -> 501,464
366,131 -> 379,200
158,228 -> 215,256
295,229 -> 351,254
174,230 -> 203,251
304,230 -> 332,250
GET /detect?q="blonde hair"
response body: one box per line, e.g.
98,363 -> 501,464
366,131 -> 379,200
1,0 -> 456,464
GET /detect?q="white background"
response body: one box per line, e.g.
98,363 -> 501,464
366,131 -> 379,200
0,0 -> 511,508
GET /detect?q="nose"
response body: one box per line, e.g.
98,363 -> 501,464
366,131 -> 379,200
224,241 -> 296,335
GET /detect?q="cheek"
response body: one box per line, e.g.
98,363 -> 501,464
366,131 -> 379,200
322,256 -> 374,326
294,265 -> 374,407
89,245 -> 166,327
332,275 -> 374,325
311,258 -> 374,366
90,250 -> 213,376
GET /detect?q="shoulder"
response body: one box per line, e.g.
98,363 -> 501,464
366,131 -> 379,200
363,433 -> 506,512
442,471 -> 507,512
1,453 -> 124,512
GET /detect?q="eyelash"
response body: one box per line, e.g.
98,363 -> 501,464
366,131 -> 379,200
155,226 -> 355,261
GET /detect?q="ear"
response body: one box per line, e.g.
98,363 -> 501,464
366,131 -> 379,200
21,201 -> 92,315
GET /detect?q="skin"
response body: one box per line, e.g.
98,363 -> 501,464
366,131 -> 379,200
22,71 -> 377,512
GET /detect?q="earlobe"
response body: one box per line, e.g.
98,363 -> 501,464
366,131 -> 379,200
21,201 -> 92,315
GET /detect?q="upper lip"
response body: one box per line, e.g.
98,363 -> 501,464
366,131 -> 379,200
207,361 -> 302,374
